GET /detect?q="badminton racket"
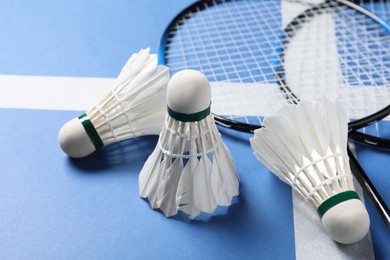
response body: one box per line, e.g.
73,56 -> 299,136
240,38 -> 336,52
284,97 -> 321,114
158,0 -> 390,226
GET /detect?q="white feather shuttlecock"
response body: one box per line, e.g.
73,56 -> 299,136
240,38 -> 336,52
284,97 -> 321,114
250,98 -> 370,244
139,69 -> 239,219
58,48 -> 170,158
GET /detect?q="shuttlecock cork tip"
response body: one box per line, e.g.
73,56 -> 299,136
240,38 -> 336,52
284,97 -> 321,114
321,198 -> 370,244
167,69 -> 211,114
58,117 -> 97,158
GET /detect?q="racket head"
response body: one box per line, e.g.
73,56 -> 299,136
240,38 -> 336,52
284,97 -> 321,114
159,0 -> 390,139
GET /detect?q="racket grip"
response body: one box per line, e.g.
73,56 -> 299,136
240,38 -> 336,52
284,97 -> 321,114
213,114 -> 260,133
347,146 -> 390,229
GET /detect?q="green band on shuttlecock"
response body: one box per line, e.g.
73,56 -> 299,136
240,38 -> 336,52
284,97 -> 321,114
78,113 -> 104,150
317,190 -> 360,218
167,104 -> 211,122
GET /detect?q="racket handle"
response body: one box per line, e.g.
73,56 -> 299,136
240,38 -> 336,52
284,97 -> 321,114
347,146 -> 390,228
213,114 -> 260,133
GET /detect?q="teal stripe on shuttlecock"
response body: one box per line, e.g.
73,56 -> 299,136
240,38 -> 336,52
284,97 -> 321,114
168,104 -> 211,122
78,113 -> 104,150
317,190 -> 360,218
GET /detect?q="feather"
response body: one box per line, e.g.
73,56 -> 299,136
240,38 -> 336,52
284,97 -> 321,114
178,157 -> 201,219
193,155 -> 217,214
250,98 -> 355,208
250,98 -> 370,244
58,48 -> 170,158
139,114 -> 239,218
139,146 -> 164,208
177,157 -> 201,219
211,141 -> 239,203
155,157 -> 184,216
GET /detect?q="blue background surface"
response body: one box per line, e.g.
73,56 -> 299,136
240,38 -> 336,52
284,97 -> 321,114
0,109 -> 294,259
0,0 -> 188,77
0,0 -> 388,259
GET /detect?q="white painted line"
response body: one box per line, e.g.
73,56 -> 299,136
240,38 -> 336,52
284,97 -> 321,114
0,75 -> 115,111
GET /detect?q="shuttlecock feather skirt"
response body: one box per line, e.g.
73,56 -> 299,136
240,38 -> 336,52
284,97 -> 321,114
77,48 -> 169,150
250,98 -> 370,244
250,99 -> 357,210
139,106 -> 239,219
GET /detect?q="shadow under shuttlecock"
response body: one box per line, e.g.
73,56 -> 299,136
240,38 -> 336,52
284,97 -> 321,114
68,136 -> 158,172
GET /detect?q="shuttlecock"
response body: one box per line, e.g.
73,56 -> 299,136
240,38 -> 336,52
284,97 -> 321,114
139,69 -> 239,219
250,98 -> 370,244
58,48 -> 170,158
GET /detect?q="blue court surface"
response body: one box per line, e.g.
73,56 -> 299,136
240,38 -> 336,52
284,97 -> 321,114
0,1 -> 388,259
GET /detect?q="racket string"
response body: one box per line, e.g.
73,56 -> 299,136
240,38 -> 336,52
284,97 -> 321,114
160,0 -> 390,228
163,0 -> 389,128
